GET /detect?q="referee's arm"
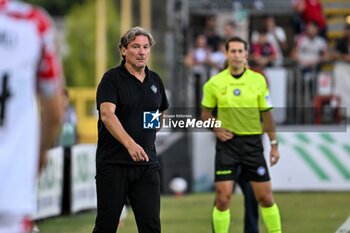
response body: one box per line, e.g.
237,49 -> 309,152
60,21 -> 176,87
261,111 -> 280,166
201,107 -> 214,121
201,107 -> 233,142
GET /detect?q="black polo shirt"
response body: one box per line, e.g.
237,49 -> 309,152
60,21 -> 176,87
96,61 -> 169,165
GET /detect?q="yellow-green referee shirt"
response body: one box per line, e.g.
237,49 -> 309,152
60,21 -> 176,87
201,68 -> 273,135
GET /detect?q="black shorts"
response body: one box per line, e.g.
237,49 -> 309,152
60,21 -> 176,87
214,135 -> 270,182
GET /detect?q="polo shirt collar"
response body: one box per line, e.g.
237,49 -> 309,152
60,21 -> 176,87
120,59 -> 149,83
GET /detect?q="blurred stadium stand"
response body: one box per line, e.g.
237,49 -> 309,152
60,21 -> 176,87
322,0 -> 350,42
65,0 -> 350,143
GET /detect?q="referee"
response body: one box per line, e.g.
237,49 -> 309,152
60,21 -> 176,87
92,27 -> 169,233
201,37 -> 282,233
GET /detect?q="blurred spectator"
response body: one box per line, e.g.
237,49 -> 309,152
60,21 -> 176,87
333,24 -> 350,119
250,28 -> 277,73
292,21 -> 329,108
292,0 -> 327,39
292,21 -> 328,72
208,39 -> 226,77
291,3 -> 305,37
57,88 -> 78,147
251,15 -> 287,66
185,34 -> 211,114
203,15 -> 222,52
223,20 -> 237,40
184,34 -> 211,75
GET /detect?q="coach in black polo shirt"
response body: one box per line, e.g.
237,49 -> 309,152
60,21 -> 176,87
92,27 -> 168,233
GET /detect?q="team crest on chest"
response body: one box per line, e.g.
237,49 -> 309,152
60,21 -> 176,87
151,84 -> 158,93
233,89 -> 241,96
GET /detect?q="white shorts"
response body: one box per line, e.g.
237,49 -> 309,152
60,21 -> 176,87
0,214 -> 32,233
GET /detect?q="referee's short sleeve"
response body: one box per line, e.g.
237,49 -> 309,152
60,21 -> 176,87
259,79 -> 273,112
201,81 -> 216,110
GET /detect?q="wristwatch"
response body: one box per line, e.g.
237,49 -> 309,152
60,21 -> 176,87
270,140 -> 278,146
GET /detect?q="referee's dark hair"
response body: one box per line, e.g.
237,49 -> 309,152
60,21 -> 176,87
119,26 -> 156,59
225,36 -> 248,51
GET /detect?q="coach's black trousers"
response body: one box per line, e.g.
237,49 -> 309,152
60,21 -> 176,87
92,162 -> 161,233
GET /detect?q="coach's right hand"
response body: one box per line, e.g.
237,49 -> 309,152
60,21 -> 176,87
126,141 -> 149,162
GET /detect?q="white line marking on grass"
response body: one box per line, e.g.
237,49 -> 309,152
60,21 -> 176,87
336,216 -> 350,233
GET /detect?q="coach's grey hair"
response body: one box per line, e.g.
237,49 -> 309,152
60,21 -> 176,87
119,26 -> 156,54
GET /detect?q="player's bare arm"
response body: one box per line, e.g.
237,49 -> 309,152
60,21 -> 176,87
38,90 -> 64,174
100,102 -> 149,162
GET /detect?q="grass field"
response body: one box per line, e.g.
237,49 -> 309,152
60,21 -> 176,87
37,191 -> 350,233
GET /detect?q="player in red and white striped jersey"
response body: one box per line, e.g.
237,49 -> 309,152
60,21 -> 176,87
0,0 -> 64,232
